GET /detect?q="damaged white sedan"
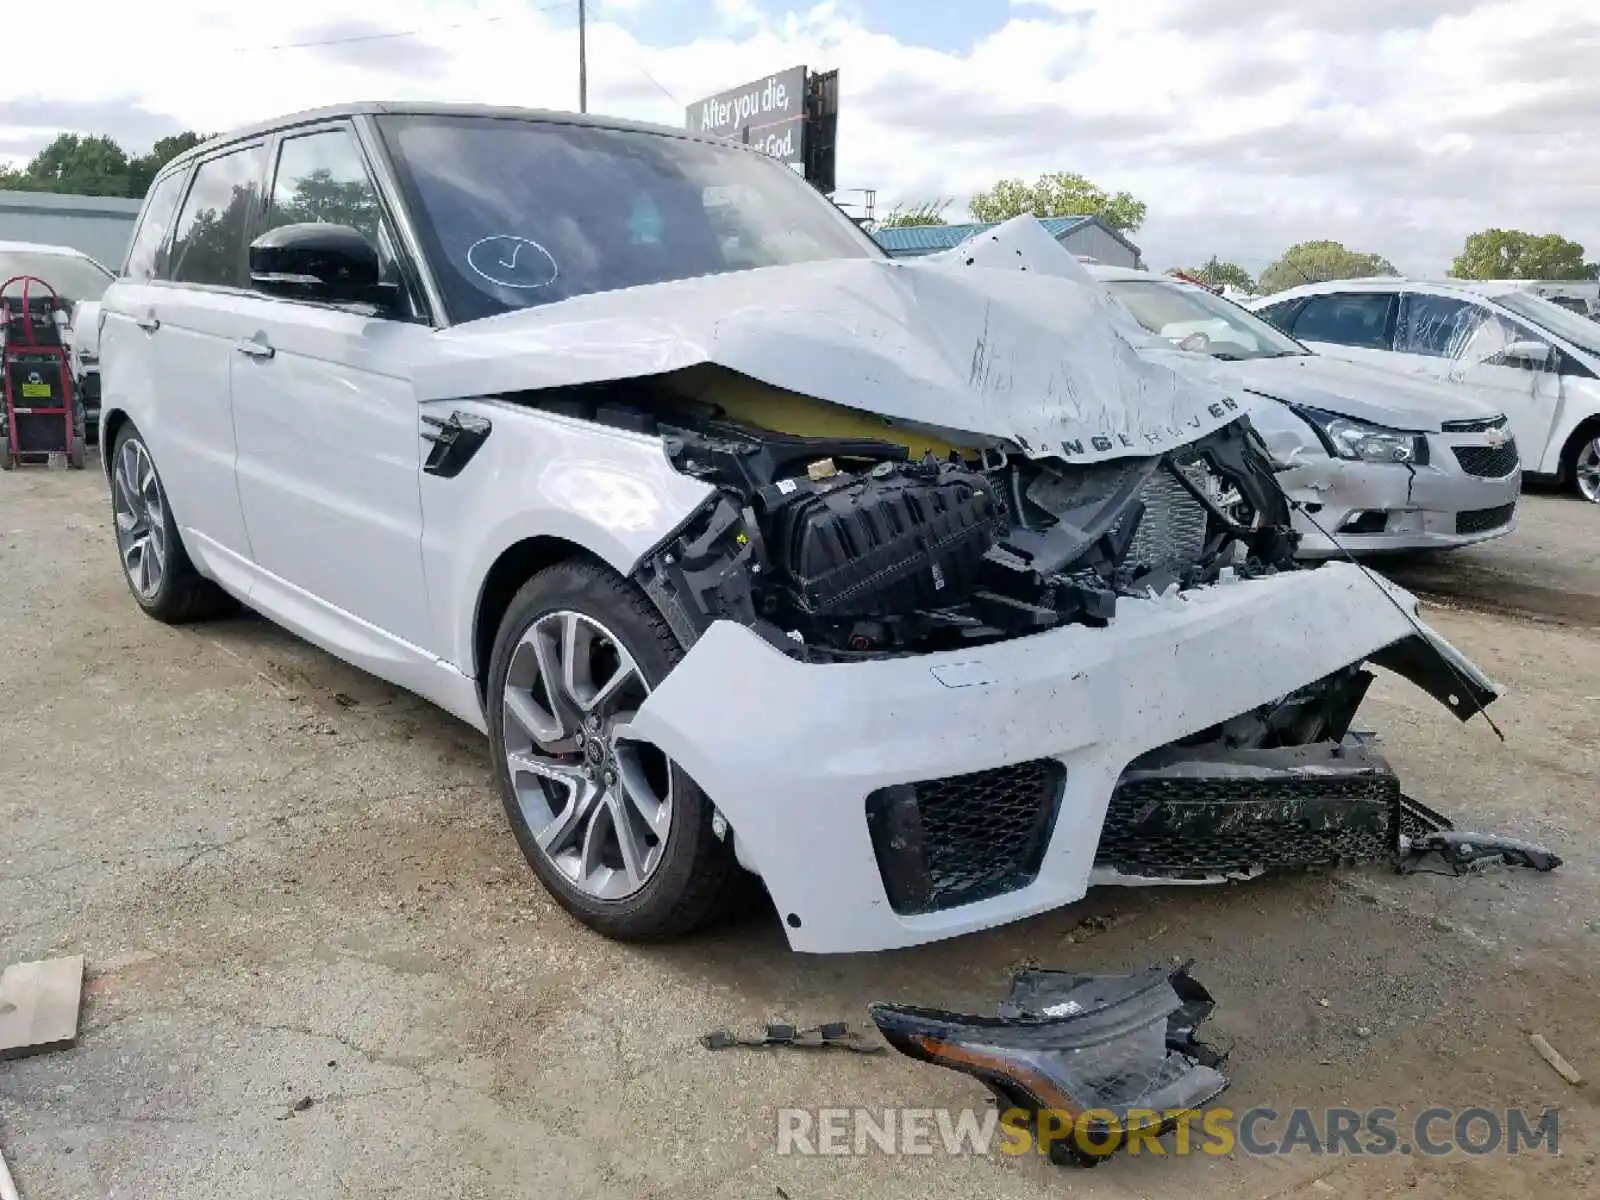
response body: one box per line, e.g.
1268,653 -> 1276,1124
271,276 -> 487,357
99,103 -> 1508,954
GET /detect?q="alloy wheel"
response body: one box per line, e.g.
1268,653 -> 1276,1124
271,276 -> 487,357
1576,437 -> 1600,503
500,610 -> 673,901
113,438 -> 167,599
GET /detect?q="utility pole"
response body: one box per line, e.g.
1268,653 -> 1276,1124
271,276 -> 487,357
578,0 -> 588,113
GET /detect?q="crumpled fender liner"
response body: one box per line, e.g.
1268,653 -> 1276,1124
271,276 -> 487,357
869,963 -> 1228,1166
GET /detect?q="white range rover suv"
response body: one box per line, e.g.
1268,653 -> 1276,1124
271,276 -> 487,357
98,102 -> 1501,953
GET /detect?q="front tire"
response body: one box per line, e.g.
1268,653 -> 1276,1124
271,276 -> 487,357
109,422 -> 234,623
1565,425 -> 1600,503
486,559 -> 740,942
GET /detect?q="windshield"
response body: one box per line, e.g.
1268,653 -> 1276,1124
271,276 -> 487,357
376,114 -> 883,324
1103,279 -> 1310,361
0,250 -> 113,306
1493,291 -> 1600,358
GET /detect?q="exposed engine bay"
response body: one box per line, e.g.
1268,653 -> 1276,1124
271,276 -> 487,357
525,368 -> 1303,661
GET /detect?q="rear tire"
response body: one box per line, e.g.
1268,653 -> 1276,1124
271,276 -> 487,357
68,436 -> 86,470
109,422 -> 236,623
486,559 -> 740,942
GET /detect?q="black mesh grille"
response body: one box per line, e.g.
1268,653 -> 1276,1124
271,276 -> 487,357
866,759 -> 1065,915
1452,442 -> 1519,478
1094,770 -> 1401,875
1456,503 -> 1516,535
1441,415 -> 1508,434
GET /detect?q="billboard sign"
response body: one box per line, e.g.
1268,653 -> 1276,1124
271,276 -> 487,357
686,66 -> 807,167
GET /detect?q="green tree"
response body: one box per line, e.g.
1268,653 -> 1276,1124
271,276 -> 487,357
269,169 -> 382,244
1171,257 -> 1255,293
0,133 -> 131,196
127,132 -> 210,200
968,172 -> 1147,233
0,130 -> 211,199
171,183 -> 258,284
877,199 -> 952,228
1257,240 -> 1398,294
1448,229 -> 1589,280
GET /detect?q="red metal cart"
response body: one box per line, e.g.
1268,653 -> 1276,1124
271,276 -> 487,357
1,274 -> 86,470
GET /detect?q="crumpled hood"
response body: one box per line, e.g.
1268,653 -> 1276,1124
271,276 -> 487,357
1237,353 -> 1503,433
416,215 -> 1247,463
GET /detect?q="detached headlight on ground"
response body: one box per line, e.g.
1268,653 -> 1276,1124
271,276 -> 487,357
1292,406 -> 1426,464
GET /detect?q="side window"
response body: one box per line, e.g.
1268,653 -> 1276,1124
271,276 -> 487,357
264,129 -> 383,247
1472,312 -> 1555,370
169,145 -> 267,289
1396,294 -> 1488,358
1289,293 -> 1395,349
261,127 -> 422,318
1252,298 -> 1304,332
123,171 -> 187,281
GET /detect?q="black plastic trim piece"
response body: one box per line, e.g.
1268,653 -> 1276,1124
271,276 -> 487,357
421,410 -> 492,477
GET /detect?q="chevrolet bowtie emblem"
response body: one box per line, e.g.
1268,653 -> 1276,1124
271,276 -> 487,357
1484,427 -> 1509,448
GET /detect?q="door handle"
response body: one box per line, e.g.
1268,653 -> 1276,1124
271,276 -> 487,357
135,314 -> 160,332
234,337 -> 275,360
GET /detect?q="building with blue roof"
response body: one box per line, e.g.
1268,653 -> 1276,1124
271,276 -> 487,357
871,215 -> 1142,269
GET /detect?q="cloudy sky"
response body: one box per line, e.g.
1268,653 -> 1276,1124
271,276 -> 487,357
2,0 -> 1596,274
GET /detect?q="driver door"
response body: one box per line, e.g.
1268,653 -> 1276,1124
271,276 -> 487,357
1393,292 -> 1559,454
228,121 -> 442,655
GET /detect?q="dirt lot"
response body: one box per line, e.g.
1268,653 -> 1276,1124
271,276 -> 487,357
2,468 -> 1597,1200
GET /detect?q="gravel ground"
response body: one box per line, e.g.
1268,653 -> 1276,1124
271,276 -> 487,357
1383,485 -> 1600,629
1,468 -> 1596,1200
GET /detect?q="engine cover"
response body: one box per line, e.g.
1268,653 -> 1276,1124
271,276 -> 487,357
756,460 -> 1003,619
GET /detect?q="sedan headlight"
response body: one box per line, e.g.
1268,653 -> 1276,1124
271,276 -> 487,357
1290,405 -> 1427,465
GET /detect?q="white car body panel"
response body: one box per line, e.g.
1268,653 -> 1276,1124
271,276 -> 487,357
629,563 -> 1468,952
419,400 -> 717,704
229,302 -> 436,652
1233,352 -> 1503,431
1246,280 -> 1600,478
70,299 -> 101,360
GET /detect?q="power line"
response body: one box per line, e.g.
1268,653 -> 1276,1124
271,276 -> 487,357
235,1 -> 576,55
624,55 -> 682,108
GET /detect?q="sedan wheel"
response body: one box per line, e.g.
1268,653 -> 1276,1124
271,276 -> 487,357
501,610 -> 671,900
1575,436 -> 1600,503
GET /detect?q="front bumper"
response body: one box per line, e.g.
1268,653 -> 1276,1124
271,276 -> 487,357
628,561 -> 1496,953
1282,429 -> 1521,557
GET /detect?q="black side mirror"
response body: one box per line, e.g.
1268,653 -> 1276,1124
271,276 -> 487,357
248,222 -> 396,309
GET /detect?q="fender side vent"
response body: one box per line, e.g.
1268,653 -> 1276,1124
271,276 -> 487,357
422,410 -> 492,478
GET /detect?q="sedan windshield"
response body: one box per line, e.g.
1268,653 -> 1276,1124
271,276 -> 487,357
1103,279 -> 1309,361
1493,291 -> 1600,359
0,250 -> 113,306
376,114 -> 883,324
